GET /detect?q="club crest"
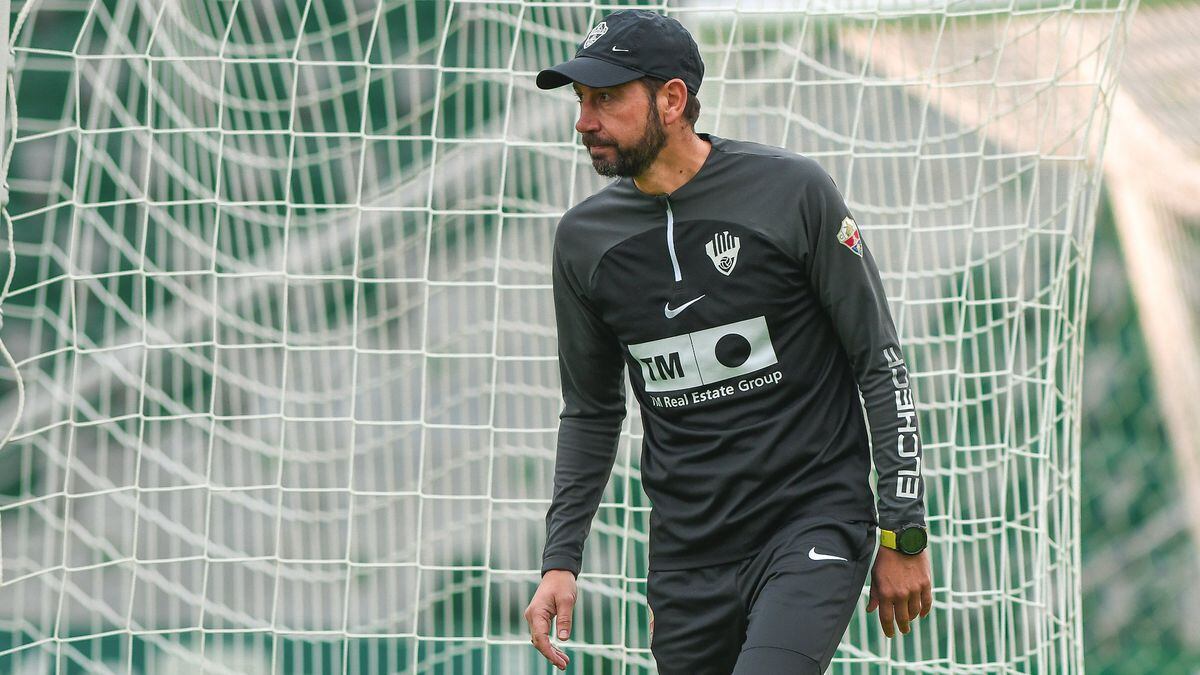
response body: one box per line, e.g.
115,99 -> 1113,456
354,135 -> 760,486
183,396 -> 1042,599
582,22 -> 608,49
705,231 -> 740,276
837,216 -> 863,257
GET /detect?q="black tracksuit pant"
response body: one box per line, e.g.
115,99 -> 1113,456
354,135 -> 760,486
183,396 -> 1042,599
647,516 -> 875,674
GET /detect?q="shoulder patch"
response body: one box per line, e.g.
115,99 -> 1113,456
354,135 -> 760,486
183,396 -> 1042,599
836,216 -> 863,257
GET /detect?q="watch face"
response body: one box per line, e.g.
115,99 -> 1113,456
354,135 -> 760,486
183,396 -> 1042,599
898,526 -> 927,554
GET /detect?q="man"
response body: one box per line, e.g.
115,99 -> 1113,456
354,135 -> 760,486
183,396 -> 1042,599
523,9 -> 932,674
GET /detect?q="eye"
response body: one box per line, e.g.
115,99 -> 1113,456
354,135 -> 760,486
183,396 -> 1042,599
598,92 -> 612,102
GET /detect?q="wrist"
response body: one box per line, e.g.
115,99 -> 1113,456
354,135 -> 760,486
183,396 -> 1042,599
540,555 -> 581,579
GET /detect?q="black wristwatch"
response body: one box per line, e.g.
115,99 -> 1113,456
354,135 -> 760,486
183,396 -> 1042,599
880,523 -> 928,555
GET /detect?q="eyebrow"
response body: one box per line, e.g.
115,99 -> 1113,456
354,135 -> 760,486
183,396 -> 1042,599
573,86 -> 614,97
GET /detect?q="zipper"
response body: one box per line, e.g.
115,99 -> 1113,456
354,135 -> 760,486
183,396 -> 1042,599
665,197 -> 682,283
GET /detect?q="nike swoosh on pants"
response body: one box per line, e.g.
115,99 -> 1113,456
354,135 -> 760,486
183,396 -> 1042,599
807,546 -> 848,562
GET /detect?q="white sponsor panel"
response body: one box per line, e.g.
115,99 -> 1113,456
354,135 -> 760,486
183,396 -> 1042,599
690,317 -> 778,383
627,333 -> 703,392
628,316 -> 778,393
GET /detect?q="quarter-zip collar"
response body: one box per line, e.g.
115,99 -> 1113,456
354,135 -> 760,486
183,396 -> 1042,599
619,133 -> 725,286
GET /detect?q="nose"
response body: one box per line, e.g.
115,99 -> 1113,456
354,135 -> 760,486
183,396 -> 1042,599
575,101 -> 599,135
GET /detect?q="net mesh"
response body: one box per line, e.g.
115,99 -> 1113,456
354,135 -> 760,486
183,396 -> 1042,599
1081,1 -> 1200,671
0,1 -> 1139,673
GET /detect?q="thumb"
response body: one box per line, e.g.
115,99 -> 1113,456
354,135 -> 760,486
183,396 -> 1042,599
866,585 -> 879,613
556,594 -> 576,640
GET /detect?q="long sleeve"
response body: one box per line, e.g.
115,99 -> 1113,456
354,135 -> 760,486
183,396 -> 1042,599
799,167 -> 926,531
540,226 -> 628,578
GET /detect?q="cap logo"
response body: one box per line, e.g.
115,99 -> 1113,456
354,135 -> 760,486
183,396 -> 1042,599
582,21 -> 608,49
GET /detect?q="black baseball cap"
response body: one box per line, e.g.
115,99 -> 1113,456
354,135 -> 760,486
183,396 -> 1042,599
536,9 -> 704,95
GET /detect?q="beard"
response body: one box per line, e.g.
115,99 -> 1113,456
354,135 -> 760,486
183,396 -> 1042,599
582,104 -> 668,178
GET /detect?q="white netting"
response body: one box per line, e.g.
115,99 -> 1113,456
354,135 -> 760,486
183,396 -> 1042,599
1079,2 -> 1200,670
0,1 -> 1137,673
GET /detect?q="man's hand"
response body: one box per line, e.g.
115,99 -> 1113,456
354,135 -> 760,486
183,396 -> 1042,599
525,570 -> 576,671
866,547 -> 932,638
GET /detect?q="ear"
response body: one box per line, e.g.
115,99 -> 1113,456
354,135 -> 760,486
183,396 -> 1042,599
660,78 -> 689,127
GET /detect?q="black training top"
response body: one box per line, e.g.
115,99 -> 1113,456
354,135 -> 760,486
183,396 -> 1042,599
541,134 -> 926,577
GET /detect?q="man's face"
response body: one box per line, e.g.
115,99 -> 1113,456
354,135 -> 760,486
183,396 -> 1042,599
573,81 -> 667,178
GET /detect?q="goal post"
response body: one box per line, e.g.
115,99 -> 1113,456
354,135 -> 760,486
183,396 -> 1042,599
0,1 -> 1138,673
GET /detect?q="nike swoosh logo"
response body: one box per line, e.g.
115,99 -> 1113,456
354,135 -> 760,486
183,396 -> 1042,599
808,546 -> 847,562
663,294 -> 705,319
612,46 -> 630,52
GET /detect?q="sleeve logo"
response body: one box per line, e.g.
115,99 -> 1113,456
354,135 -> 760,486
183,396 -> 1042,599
704,231 -> 740,275
582,22 -> 608,49
836,216 -> 864,257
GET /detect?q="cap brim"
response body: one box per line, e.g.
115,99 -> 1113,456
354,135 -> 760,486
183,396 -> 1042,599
536,56 -> 644,90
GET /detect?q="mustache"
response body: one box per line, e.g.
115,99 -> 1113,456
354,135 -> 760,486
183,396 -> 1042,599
582,133 -> 616,148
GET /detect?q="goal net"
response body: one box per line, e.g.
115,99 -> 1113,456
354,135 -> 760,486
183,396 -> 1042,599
0,1 -> 1138,673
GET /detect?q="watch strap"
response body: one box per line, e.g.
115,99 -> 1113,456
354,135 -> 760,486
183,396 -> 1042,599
880,528 -> 898,550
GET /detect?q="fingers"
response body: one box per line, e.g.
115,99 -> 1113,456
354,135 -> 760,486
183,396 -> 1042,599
876,587 -> 933,638
530,630 -> 569,671
525,605 -> 570,671
870,548 -> 934,639
878,597 -> 896,638
894,589 -> 929,636
557,594 -> 576,641
527,605 -> 549,640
